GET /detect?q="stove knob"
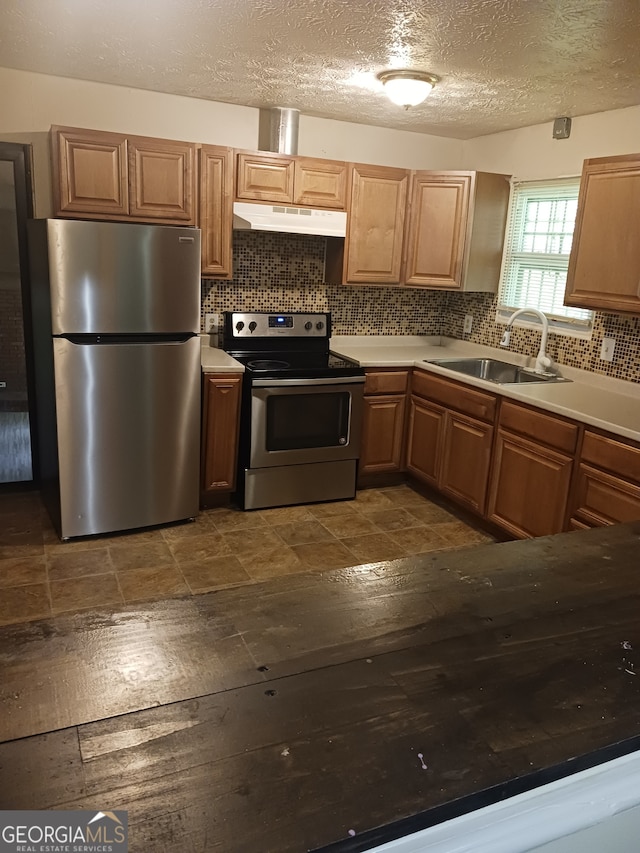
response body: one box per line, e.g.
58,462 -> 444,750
235,321 -> 245,333
304,321 -> 313,331
316,321 -> 324,331
249,321 -> 257,332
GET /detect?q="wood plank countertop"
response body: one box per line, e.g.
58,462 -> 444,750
1,522 -> 640,851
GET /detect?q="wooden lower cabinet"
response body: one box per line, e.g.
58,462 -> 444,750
570,464 -> 640,527
359,395 -> 406,475
440,411 -> 493,514
359,368 -> 408,477
406,396 -> 444,486
201,374 -> 242,495
486,401 -> 578,539
487,430 -> 574,538
406,397 -> 492,512
568,429 -> 640,527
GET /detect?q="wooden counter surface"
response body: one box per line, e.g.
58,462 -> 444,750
1,522 -> 640,851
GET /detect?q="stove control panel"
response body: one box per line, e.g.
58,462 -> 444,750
226,312 -> 331,338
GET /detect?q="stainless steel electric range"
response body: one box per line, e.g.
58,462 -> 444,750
223,311 -> 365,510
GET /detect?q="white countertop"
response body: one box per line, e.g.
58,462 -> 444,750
200,337 -> 245,374
330,335 -> 640,444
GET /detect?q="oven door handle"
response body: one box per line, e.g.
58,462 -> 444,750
251,376 -> 365,388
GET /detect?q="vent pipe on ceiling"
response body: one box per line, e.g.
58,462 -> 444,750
258,107 -> 300,155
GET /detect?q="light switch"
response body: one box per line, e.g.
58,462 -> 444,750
463,314 -> 473,335
600,337 -> 615,362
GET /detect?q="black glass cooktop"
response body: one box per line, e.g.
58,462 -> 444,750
230,351 -> 364,380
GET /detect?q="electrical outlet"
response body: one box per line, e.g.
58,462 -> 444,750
463,314 -> 473,335
600,337 -> 616,362
204,313 -> 219,333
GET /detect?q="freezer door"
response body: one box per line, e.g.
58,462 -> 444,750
53,336 -> 201,538
39,219 -> 201,334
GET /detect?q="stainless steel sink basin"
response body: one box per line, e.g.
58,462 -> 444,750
424,358 -> 571,385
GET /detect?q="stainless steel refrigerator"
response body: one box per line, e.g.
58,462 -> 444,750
28,219 -> 202,539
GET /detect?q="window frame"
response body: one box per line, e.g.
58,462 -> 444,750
496,176 -> 593,339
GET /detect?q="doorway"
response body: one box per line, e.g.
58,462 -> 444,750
0,143 -> 34,483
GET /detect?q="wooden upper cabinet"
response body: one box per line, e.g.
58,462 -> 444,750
52,126 -> 129,216
404,172 -> 471,288
345,164 -> 409,284
235,151 -> 348,209
128,138 -> 196,223
236,152 -> 295,203
199,145 -> 234,278
564,153 -> 640,315
403,171 -> 510,291
294,158 -> 348,209
51,126 -> 197,225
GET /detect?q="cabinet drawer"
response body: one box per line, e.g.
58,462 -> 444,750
411,370 -> 496,422
364,370 -> 408,395
573,463 -> 640,526
499,401 -> 578,454
581,430 -> 640,484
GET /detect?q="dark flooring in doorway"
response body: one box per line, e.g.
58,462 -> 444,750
0,484 -> 494,625
0,411 -> 32,482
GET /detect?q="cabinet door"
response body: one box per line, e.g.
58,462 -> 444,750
128,137 -> 196,223
488,430 -> 573,538
571,464 -> 640,527
201,374 -> 242,493
405,396 -> 444,486
439,411 -> 493,514
52,126 -> 129,217
565,154 -> 640,314
294,158 -> 349,209
199,145 -> 234,278
404,172 -> 472,288
359,395 -> 406,475
236,152 -> 294,203
345,164 -> 409,284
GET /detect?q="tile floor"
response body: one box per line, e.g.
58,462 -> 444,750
0,485 -> 496,626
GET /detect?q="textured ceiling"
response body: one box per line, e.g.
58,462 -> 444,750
1,0 -> 639,139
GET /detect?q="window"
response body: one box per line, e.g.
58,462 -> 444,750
497,177 -> 592,334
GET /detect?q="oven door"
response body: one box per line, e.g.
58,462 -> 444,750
249,377 -> 364,468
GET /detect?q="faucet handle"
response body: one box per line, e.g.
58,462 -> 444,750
500,327 -> 511,347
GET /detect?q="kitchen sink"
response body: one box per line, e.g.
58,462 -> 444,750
424,358 -> 572,385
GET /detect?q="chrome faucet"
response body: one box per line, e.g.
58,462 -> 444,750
500,307 -> 552,375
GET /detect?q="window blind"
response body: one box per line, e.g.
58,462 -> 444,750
498,177 -> 592,326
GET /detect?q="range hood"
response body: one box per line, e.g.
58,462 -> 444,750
233,202 -> 347,237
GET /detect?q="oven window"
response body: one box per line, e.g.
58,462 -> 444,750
266,392 -> 350,451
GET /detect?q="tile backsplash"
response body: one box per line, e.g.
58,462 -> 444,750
201,232 -> 443,336
202,231 -> 640,384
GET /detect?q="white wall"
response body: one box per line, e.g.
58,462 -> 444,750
0,66 -> 464,216
299,114 -> 461,170
462,105 -> 640,179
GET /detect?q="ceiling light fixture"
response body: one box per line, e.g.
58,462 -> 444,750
377,69 -> 439,109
